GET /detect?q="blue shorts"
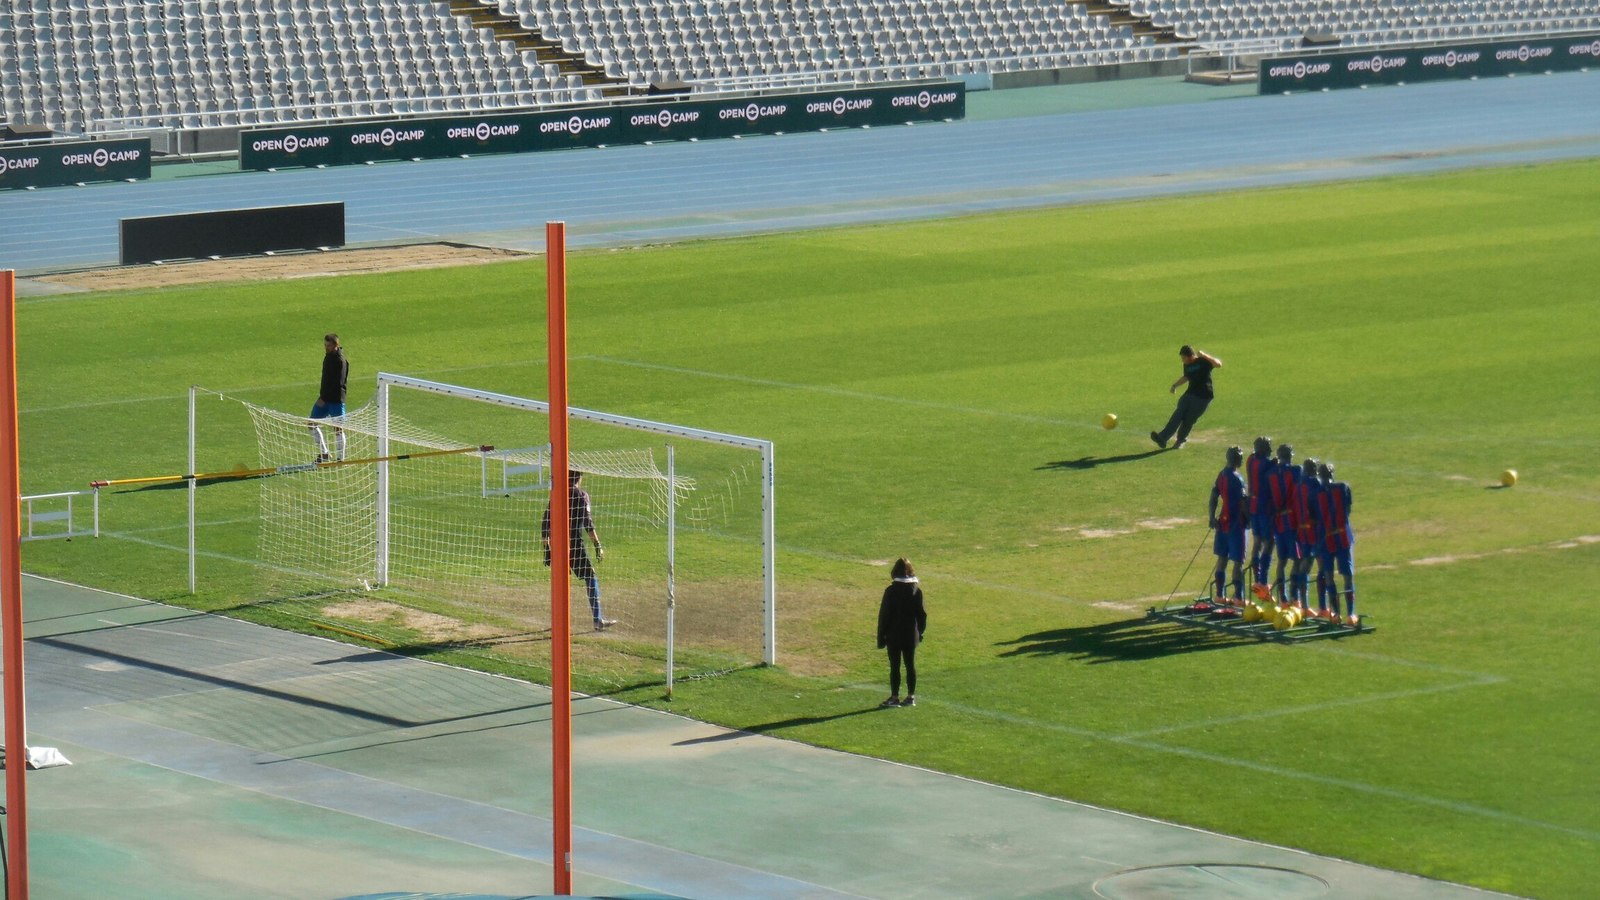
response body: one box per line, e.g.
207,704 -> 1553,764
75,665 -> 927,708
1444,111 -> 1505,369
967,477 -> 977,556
310,400 -> 346,419
1250,512 -> 1273,541
1213,529 -> 1245,563
1331,546 -> 1354,576
1275,531 -> 1302,560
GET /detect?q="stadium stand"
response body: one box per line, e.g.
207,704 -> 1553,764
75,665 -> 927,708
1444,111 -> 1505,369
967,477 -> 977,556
0,0 -> 1596,137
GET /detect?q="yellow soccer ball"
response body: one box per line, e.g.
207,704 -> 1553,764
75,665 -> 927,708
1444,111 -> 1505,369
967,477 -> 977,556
1500,469 -> 1518,487
1101,413 -> 1119,430
1243,604 -> 1262,623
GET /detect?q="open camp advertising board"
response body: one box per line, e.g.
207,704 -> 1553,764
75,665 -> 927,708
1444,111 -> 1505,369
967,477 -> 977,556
0,138 -> 151,190
240,82 -> 966,171
1261,33 -> 1600,94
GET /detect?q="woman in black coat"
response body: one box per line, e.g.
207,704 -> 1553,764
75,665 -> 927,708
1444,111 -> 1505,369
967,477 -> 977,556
877,557 -> 927,707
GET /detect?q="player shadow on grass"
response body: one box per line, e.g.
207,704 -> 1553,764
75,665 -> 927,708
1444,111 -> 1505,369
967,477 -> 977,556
1036,449 -> 1167,471
997,617 -> 1246,662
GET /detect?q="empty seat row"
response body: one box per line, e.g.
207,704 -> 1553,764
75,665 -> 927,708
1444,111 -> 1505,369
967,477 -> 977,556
4,0 -> 1598,134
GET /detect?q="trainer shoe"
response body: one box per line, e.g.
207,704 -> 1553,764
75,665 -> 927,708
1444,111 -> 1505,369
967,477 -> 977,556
1173,440 -> 1186,449
880,695 -> 900,708
315,454 -> 330,463
1149,431 -> 1167,449
594,618 -> 618,631
899,695 -> 916,707
1252,583 -> 1270,601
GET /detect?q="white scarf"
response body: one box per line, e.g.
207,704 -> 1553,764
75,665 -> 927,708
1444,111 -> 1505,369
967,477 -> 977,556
892,576 -> 919,584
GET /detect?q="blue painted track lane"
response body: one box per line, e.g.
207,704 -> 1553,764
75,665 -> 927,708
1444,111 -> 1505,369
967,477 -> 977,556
1,71 -> 1596,274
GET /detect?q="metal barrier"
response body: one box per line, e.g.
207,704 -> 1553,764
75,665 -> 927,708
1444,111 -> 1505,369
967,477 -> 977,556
20,489 -> 99,542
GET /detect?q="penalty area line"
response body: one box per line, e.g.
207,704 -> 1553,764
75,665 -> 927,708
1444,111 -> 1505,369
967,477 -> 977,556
901,691 -> 1600,844
1118,676 -> 1505,739
581,355 -> 1098,429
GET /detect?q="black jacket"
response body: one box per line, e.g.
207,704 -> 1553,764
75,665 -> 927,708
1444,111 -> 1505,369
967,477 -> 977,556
321,349 -> 349,404
877,579 -> 926,650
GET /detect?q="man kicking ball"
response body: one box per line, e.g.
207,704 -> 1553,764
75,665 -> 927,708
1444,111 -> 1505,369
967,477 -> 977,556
1151,345 -> 1223,450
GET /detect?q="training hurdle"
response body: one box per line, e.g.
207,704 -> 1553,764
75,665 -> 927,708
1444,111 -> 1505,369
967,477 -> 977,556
1147,599 -> 1374,644
19,489 -> 99,542
479,446 -> 550,498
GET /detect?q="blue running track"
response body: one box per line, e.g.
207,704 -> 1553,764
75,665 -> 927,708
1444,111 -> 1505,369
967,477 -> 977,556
1,72 -> 1597,274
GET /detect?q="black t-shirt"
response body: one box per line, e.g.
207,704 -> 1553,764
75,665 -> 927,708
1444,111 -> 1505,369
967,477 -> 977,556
541,487 -> 595,548
1183,357 -> 1214,399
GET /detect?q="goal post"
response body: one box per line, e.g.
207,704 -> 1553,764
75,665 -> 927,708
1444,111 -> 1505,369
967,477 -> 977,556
375,372 -> 778,666
187,372 -> 777,677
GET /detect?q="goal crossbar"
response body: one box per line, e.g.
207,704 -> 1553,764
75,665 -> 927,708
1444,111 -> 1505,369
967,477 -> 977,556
377,372 -> 778,665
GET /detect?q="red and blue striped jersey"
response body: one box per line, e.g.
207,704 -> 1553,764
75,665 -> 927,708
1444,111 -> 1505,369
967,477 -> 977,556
1295,477 -> 1322,543
1318,481 -> 1354,551
1271,465 -> 1299,534
1213,468 -> 1247,532
1246,455 -> 1274,515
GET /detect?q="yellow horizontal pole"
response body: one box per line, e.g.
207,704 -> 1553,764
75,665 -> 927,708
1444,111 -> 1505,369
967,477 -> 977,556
91,444 -> 493,489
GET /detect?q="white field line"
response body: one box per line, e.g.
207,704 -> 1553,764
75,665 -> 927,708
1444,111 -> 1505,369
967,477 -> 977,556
1306,645 -> 1509,681
1119,675 -> 1505,739
25,392 -> 200,415
580,355 -> 1095,428
85,531 -> 1586,840
19,362 -> 530,416
17,357 -> 531,413
96,525 -> 1517,736
21,381 -> 315,415
877,689 -> 1600,843
1364,534 -> 1600,571
778,534 -> 1600,619
98,530 -> 333,583
95,513 -> 1595,636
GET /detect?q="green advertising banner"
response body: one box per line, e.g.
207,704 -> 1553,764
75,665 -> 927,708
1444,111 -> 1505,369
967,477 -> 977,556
241,83 -> 965,171
0,138 -> 152,191
1260,33 -> 1599,94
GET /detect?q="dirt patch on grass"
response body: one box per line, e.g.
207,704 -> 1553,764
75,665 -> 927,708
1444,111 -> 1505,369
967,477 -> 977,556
36,243 -> 531,292
327,596 -> 507,644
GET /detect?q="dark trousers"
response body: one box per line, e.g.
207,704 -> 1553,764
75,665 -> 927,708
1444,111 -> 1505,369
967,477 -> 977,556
1157,394 -> 1211,444
888,644 -> 917,696
566,548 -> 604,623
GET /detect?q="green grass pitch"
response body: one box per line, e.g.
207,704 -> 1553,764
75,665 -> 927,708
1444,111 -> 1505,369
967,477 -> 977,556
17,158 -> 1600,898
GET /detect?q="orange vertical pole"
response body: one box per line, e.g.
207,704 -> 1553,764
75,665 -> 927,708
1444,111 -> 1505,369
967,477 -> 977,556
0,269 -> 30,900
545,225 -> 573,896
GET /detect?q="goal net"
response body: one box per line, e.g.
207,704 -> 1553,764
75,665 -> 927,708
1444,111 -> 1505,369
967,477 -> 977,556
194,373 -> 774,685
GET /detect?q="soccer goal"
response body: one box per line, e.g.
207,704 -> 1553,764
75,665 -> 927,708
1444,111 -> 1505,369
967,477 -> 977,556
190,373 -> 775,682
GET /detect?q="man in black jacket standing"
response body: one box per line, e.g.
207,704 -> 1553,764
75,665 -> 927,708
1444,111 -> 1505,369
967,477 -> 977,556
310,332 -> 349,463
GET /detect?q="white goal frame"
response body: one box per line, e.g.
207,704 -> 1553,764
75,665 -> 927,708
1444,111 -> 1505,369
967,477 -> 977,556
374,372 -> 778,666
